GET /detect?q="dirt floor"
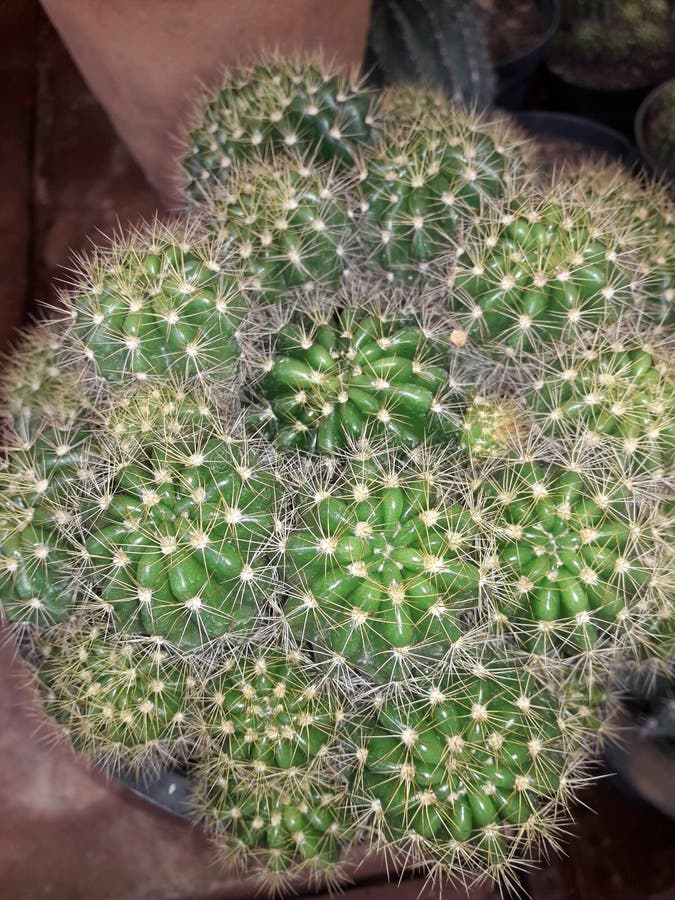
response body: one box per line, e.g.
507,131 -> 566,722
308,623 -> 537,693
1,2 -> 675,899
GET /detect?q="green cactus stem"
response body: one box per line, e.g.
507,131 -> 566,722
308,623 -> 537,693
348,664 -> 593,881
203,158 -> 358,298
476,454 -> 661,665
37,623 -> 193,774
358,91 -> 528,283
183,56 -> 377,202
442,188 -> 640,359
65,219 -> 247,387
248,293 -> 457,453
83,430 -> 281,651
280,445 -> 493,684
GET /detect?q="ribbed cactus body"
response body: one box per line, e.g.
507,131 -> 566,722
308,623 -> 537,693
567,163 -> 675,332
252,303 -> 455,453
0,425 -> 94,629
195,777 -> 351,887
526,336 -> 675,476
191,648 -> 350,886
84,434 -> 280,650
478,457 -> 657,660
193,649 -> 343,779
205,160 -> 357,297
349,667 -> 586,873
444,195 -> 637,358
184,59 -> 377,201
368,0 -> 496,108
281,449 -> 489,683
67,221 -> 246,386
38,625 -> 192,771
358,93 -> 527,283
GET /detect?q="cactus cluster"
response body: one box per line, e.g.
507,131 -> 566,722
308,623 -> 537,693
1,57 -> 673,894
562,0 -> 674,63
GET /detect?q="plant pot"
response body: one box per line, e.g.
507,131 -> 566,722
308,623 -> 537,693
39,0 -> 372,204
515,110 -> 640,167
494,0 -> 561,110
604,708 -> 675,821
544,66 -> 659,140
635,78 -> 675,180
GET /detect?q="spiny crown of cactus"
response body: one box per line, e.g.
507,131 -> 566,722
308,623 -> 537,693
348,662 -> 593,879
38,623 -> 194,773
192,647 -> 344,780
474,452 -> 661,663
441,184 -> 641,359
280,444 -> 493,684
183,55 -> 378,201
0,324 -> 91,441
248,290 -> 458,453
523,329 -> 675,478
65,219 -> 247,387
82,425 -> 282,651
358,90 -> 529,283
458,394 -> 529,460
203,157 -> 358,298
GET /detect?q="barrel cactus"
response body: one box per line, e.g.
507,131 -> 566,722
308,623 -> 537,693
65,219 -> 247,387
190,646 -> 352,889
248,291 -> 458,453
358,89 -> 528,283
0,323 -> 90,441
203,158 -> 358,298
0,423 -> 94,631
37,622 -> 194,774
523,329 -> 675,478
475,453 -> 661,666
82,428 -> 281,651
441,186 -> 641,360
566,161 -> 675,333
348,663 -> 595,882
183,56 -> 378,202
279,444 -> 495,684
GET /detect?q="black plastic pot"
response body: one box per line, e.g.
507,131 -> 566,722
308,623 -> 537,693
515,110 -> 640,167
604,710 -> 675,821
635,78 -> 675,180
119,768 -> 193,820
495,0 -> 561,110
545,64 -> 659,140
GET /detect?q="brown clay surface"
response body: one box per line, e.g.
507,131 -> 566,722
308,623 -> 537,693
39,0 -> 372,203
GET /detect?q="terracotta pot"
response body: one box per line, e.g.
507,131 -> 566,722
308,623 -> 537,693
39,0 -> 372,204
